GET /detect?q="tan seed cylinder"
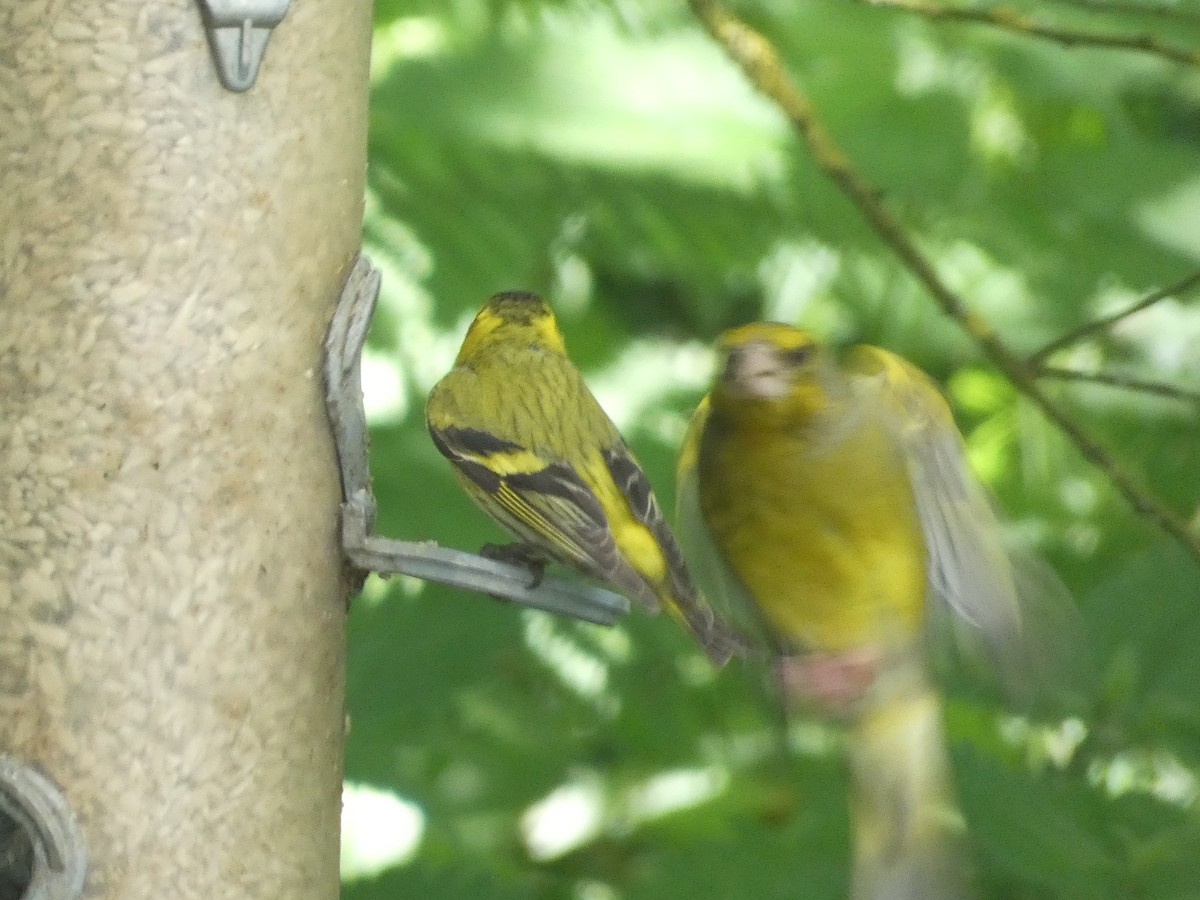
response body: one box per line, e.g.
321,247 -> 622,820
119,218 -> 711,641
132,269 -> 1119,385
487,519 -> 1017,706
0,1 -> 370,897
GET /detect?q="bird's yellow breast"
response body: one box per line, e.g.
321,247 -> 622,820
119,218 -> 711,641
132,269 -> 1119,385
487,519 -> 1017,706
699,410 -> 927,652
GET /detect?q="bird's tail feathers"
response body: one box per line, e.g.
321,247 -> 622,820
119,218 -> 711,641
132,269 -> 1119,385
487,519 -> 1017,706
848,684 -> 976,900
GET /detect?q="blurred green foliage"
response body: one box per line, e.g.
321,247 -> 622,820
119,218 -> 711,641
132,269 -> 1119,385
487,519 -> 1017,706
344,1 -> 1200,897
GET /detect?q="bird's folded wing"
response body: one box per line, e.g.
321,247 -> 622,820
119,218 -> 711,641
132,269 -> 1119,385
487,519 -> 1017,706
429,423 -> 652,607
606,442 -> 750,663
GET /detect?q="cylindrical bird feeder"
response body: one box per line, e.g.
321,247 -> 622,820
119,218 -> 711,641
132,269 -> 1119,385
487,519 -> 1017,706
0,1 -> 370,897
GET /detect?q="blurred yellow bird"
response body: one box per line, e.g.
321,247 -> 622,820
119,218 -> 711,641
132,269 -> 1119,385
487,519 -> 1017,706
426,292 -> 745,665
677,322 -> 1066,899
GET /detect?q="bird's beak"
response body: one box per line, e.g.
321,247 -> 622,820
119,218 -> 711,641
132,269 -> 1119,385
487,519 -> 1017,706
721,341 -> 791,399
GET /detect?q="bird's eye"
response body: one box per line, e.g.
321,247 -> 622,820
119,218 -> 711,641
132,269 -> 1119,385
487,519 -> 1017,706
782,345 -> 813,365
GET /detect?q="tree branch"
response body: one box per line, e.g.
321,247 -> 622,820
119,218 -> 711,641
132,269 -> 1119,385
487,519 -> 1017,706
1038,367 -> 1200,405
1030,268 -> 1200,364
854,0 -> 1200,69
1047,0 -> 1200,26
689,0 -> 1200,564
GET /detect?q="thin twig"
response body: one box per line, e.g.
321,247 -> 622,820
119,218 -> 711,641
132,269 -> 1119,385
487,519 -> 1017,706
855,0 -> 1200,69
689,0 -> 1200,564
1049,0 -> 1200,26
1038,367 -> 1200,405
1030,268 -> 1200,363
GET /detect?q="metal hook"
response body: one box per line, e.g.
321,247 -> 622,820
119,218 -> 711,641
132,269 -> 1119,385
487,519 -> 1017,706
0,756 -> 86,900
196,1 -> 291,92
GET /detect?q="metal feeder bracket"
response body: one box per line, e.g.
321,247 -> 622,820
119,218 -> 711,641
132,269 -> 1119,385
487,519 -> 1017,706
197,0 -> 291,92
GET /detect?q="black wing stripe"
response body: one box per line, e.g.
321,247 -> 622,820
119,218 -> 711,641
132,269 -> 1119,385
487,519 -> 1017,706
502,460 -> 656,608
501,466 -> 627,580
604,444 -> 751,663
432,427 -> 630,585
429,426 -> 505,493
603,446 -> 653,516
603,445 -> 692,593
431,426 -> 675,619
506,463 -> 608,521
433,425 -> 524,457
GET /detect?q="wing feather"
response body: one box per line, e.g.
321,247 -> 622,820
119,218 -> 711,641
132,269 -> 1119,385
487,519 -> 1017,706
844,347 -> 1090,706
605,442 -> 749,663
429,423 -> 658,611
845,348 -> 1023,653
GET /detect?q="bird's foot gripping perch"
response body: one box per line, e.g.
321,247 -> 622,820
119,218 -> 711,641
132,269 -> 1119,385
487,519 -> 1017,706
479,543 -> 549,590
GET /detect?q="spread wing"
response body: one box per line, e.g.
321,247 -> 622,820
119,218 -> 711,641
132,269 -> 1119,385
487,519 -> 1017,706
605,443 -> 750,664
428,423 -> 659,611
847,346 -> 1087,703
847,347 -> 1022,644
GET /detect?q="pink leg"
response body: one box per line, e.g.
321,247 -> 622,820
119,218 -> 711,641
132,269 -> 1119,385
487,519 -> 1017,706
774,646 -> 883,714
